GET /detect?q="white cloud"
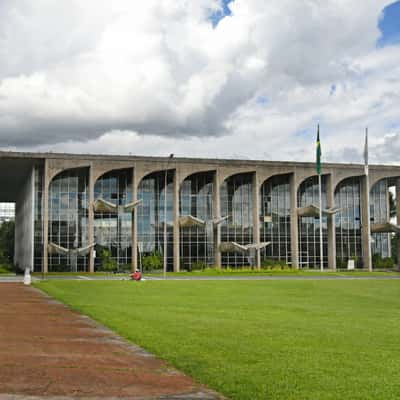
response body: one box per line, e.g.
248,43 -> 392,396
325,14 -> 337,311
0,0 -> 399,163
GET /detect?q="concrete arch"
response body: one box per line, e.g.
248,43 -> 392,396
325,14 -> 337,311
179,169 -> 217,186
333,174 -> 364,194
330,166 -> 364,191
369,171 -> 400,190
258,172 -> 294,203
93,167 -> 134,196
218,169 -> 256,186
255,168 -> 295,187
136,168 -> 175,189
47,162 -> 90,185
296,173 -> 331,200
91,161 -> 134,184
260,172 -> 292,186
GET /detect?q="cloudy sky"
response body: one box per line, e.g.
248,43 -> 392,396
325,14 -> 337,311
0,0 -> 400,164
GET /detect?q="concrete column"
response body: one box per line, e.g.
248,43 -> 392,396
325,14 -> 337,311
42,160 -> 49,274
326,174 -> 336,271
173,169 -> 180,272
88,166 -> 94,273
252,172 -> 261,269
213,170 -> 221,268
14,167 -> 35,272
131,168 -> 138,272
396,178 -> 400,268
361,175 -> 372,271
290,173 -> 299,269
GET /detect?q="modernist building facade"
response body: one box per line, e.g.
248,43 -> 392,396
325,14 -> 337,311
4,151 -> 400,273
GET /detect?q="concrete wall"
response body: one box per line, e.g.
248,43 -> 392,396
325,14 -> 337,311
14,167 -> 34,271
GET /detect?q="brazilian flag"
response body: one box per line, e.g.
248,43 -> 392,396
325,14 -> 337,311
316,125 -> 321,175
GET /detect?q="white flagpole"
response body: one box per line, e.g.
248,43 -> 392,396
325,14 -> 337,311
364,128 -> 372,271
319,172 -> 324,271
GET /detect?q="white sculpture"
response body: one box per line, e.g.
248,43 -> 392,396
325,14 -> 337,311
297,204 -> 342,218
23,268 -> 31,285
93,198 -> 142,213
48,242 -> 96,272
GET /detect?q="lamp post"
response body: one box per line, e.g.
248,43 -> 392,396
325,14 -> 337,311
163,154 -> 174,279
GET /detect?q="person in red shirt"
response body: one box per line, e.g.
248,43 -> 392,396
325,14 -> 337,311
130,269 -> 142,281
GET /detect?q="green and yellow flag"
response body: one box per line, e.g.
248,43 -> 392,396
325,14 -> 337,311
316,125 -> 321,175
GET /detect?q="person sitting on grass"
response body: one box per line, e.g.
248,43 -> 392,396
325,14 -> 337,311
130,269 -> 142,281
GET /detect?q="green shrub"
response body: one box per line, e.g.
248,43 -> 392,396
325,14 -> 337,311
48,264 -> 70,272
261,258 -> 289,270
189,261 -> 208,271
372,254 -> 394,269
336,257 -> 347,269
0,264 -> 11,273
99,248 -> 118,272
142,251 -> 163,271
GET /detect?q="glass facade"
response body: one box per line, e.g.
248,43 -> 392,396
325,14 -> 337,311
26,161 -> 398,273
370,179 -> 390,258
137,171 -> 173,271
220,173 -> 253,267
48,168 -> 89,272
298,176 -> 328,268
260,175 -> 291,264
180,172 -> 214,270
335,177 -> 362,267
34,165 -> 44,271
94,169 -> 132,270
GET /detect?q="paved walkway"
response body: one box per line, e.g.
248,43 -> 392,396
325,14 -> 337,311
1,274 -> 400,284
0,283 -> 224,400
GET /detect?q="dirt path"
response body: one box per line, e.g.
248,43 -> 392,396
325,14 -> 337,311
0,283 -> 223,399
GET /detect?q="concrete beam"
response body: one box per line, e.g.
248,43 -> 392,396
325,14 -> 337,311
173,169 -> 180,272
252,172 -> 261,269
213,170 -> 221,268
132,167 -> 138,272
290,173 -> 299,269
326,174 -> 336,271
88,165 -> 94,273
361,175 -> 372,271
43,159 -> 49,274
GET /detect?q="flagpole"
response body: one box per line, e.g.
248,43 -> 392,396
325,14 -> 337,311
364,128 -> 372,271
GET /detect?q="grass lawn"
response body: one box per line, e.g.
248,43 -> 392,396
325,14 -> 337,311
36,280 -> 400,400
150,269 -> 400,277
31,272 -> 125,277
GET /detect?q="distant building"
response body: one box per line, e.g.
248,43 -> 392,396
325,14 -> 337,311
0,203 -> 15,224
3,151 -> 399,272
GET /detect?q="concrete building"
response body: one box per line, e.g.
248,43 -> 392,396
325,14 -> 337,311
3,150 -> 400,273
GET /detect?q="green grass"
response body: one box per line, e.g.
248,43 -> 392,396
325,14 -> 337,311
31,272 -> 125,277
150,269 -> 400,277
36,280 -> 400,400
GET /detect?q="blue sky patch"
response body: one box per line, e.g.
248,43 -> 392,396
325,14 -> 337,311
387,121 -> 400,130
256,95 -> 269,106
378,1 -> 400,47
209,0 -> 233,28
294,128 -> 311,137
